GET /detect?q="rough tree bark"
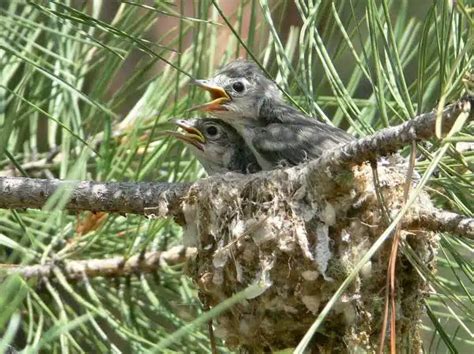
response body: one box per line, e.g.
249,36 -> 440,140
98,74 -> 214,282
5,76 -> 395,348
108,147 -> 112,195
0,98 -> 472,352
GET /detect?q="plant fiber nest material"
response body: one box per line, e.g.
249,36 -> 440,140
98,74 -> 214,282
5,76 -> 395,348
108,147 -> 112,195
181,158 -> 439,352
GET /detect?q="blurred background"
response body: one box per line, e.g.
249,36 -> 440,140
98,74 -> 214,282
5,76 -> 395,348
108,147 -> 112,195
0,0 -> 472,352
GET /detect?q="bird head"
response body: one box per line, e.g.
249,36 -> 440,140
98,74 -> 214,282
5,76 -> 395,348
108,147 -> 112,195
191,59 -> 281,122
164,118 -> 243,174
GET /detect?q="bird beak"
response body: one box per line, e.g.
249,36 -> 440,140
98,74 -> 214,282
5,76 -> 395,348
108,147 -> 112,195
189,79 -> 230,112
162,119 -> 206,151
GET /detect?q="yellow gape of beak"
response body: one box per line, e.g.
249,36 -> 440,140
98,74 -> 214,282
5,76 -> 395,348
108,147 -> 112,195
190,79 -> 230,112
163,120 -> 206,151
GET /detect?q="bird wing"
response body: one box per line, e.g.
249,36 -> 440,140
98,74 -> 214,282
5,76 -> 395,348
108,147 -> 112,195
252,98 -> 354,167
251,121 -> 353,167
227,145 -> 262,174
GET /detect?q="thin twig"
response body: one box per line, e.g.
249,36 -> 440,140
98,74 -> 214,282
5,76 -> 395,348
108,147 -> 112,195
0,246 -> 196,280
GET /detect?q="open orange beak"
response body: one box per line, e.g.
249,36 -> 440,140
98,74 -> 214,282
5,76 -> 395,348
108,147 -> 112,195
163,120 -> 206,151
189,79 -> 231,112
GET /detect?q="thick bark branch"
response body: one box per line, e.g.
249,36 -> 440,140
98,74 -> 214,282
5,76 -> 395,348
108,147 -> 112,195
0,177 -> 190,217
310,97 -> 473,171
0,97 -> 471,218
405,208 -> 474,240
0,246 -> 196,280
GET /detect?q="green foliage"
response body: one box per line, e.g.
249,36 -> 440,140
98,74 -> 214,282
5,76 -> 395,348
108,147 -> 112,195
0,0 -> 472,352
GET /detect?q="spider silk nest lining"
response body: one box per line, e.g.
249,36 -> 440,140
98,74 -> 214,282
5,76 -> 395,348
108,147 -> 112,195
180,158 -> 439,351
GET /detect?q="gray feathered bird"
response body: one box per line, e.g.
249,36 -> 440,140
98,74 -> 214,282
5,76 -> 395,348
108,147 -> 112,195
192,59 -> 354,170
165,118 -> 261,175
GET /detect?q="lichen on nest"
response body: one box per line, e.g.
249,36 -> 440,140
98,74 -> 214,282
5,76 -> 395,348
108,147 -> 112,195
181,160 -> 439,351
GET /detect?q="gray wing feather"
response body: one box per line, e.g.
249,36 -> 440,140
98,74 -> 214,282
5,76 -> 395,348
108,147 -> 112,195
252,123 -> 351,166
252,100 -> 354,166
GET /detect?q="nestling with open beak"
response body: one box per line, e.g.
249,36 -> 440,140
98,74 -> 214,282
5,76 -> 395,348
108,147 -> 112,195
192,59 -> 354,170
164,118 -> 261,176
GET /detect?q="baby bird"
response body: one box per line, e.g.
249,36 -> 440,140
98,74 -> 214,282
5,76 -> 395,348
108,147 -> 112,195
192,59 -> 354,170
165,118 -> 261,175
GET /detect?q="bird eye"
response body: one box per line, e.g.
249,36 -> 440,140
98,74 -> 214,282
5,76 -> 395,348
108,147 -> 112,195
206,126 -> 219,136
232,81 -> 245,93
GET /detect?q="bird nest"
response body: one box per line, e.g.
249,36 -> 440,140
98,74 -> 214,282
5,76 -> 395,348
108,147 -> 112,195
181,160 -> 439,352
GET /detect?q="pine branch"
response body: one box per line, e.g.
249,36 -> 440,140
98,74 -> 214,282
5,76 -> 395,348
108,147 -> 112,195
0,177 -> 190,217
405,208 -> 474,240
1,99 -> 470,352
0,246 -> 196,280
0,97 -> 472,219
308,96 -> 473,172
